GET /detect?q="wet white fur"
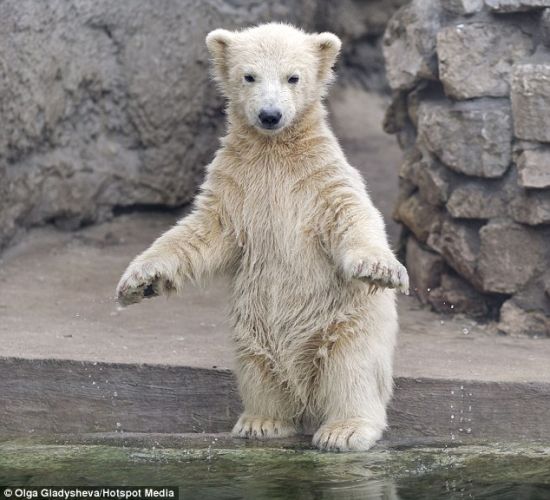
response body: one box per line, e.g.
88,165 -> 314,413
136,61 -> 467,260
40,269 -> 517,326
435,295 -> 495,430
117,23 -> 408,452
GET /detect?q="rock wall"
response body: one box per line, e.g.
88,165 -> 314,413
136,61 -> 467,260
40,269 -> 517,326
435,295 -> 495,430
0,0 -> 312,249
384,0 -> 550,336
0,0 -> 405,251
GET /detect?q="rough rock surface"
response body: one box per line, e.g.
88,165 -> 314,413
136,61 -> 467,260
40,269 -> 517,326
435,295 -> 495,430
511,63 -> 550,142
428,272 -> 490,317
478,220 -> 542,293
437,23 -> 533,99
446,181 -> 507,219
385,0 -> 550,335
438,219 -> 482,288
485,0 -> 550,12
417,99 -> 512,178
396,193 -> 443,243
415,155 -> 453,206
509,189 -> 550,225
542,8 -> 550,45
383,0 -> 442,91
406,236 -> 445,302
498,299 -> 550,336
516,149 -> 550,188
442,0 -> 484,15
317,0 -> 408,89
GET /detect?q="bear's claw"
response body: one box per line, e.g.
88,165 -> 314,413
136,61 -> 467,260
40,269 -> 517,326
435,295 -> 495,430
231,415 -> 297,440
345,250 -> 409,294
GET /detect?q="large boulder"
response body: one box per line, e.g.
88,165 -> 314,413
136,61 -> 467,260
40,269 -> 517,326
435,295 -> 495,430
0,0 -> 322,250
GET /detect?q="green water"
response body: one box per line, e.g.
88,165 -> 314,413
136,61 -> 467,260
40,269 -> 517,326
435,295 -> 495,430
1,439 -> 549,499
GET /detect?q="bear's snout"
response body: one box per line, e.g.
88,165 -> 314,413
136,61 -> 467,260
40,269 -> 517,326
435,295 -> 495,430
258,107 -> 282,129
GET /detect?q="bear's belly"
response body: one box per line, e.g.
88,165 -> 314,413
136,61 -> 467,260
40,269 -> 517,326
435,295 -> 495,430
230,230 -> 352,341
229,185 -> 357,342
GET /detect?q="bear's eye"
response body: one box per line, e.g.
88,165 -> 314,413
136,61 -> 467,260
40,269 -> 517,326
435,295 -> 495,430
288,75 -> 299,84
244,74 -> 255,83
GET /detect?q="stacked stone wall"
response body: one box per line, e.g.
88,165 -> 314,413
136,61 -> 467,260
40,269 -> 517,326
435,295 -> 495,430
384,0 -> 550,336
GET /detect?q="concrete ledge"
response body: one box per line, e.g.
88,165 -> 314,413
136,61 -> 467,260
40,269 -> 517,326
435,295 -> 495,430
2,356 -> 549,442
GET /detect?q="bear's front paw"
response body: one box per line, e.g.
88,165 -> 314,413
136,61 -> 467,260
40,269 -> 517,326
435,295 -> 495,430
231,414 -> 297,440
313,418 -> 383,452
343,249 -> 409,294
116,258 -> 175,307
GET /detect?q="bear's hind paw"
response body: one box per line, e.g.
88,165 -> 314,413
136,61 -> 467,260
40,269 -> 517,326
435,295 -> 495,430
231,415 -> 297,440
313,418 -> 383,452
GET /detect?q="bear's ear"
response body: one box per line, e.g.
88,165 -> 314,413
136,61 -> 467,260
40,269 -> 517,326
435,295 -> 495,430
312,32 -> 341,83
206,29 -> 235,83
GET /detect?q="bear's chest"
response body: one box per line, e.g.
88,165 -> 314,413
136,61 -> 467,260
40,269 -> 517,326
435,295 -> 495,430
236,173 -> 314,259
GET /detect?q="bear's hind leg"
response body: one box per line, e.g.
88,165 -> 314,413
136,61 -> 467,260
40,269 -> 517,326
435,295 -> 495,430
232,353 -> 299,440
312,297 -> 397,451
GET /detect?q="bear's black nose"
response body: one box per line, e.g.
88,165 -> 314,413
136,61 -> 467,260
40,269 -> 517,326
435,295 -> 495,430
259,108 -> 282,129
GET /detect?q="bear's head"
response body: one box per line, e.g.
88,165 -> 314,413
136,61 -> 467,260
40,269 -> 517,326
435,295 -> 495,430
206,23 -> 341,135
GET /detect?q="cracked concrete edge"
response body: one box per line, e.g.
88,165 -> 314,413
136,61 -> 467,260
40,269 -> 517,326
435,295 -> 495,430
1,356 -> 549,442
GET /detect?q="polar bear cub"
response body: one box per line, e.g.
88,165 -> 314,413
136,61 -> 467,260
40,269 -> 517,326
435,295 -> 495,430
116,23 -> 408,451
